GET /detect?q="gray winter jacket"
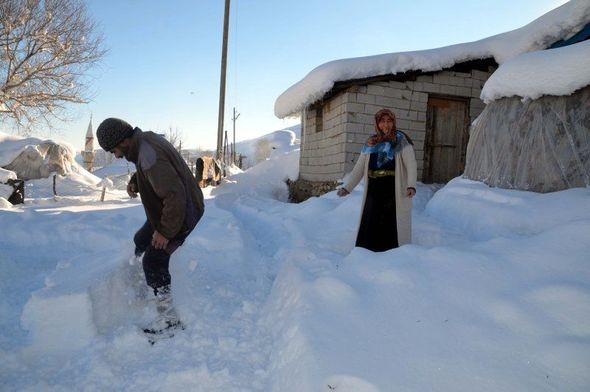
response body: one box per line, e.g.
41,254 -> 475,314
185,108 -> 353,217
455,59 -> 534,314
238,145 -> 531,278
126,129 -> 204,239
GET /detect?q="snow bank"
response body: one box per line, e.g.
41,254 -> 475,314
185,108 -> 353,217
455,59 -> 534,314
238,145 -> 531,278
91,157 -> 135,179
9,202 -> 146,360
262,261 -> 319,391
275,0 -> 590,117
21,291 -> 97,354
2,145 -> 589,390
234,126 -> 300,169
481,40 -> 590,103
92,158 -> 135,193
263,178 -> 590,391
0,183 -> 14,199
212,149 -> 300,203
23,169 -> 107,201
425,177 -> 590,240
0,196 -> 12,208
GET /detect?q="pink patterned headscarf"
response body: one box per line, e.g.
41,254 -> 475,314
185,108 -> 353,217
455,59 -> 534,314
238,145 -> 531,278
367,109 -> 397,146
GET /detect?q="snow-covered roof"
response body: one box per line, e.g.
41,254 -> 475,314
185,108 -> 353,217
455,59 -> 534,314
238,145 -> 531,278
275,0 -> 590,118
0,131 -> 72,167
481,39 -> 590,103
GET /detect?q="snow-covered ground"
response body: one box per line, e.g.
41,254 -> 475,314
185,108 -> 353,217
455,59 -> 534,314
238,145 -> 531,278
1,146 -> 589,391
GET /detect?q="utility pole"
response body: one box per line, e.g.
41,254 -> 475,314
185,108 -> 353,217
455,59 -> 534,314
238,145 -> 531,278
216,0 -> 231,161
224,130 -> 229,162
231,107 -> 240,164
223,130 -> 229,176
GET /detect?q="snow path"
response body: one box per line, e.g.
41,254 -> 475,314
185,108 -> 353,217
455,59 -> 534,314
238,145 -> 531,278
172,192 -> 296,391
0,194 -> 283,390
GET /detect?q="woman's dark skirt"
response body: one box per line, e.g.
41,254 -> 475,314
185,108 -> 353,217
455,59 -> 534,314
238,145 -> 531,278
355,175 -> 398,252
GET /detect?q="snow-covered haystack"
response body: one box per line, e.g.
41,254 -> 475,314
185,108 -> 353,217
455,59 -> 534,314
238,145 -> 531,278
465,41 -> 590,192
0,132 -> 75,180
0,131 -> 103,200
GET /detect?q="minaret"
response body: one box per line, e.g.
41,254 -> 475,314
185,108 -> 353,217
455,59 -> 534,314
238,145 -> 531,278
83,115 -> 94,172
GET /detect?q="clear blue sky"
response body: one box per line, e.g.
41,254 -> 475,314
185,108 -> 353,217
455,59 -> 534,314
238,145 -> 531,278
55,0 -> 568,150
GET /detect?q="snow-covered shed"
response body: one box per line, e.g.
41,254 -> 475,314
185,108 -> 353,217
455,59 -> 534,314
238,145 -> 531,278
275,0 -> 590,201
464,39 -> 590,192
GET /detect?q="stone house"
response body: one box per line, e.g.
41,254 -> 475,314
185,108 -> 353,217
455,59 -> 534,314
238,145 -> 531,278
275,0 -> 590,201
299,60 -> 496,197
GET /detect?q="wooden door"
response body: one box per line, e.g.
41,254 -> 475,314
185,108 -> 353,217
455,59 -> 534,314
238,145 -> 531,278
424,96 -> 469,183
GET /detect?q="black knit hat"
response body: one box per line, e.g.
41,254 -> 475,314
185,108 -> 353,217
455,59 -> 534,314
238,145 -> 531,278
96,118 -> 135,151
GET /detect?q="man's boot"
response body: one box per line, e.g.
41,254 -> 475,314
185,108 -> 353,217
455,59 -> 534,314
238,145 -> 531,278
143,285 -> 183,335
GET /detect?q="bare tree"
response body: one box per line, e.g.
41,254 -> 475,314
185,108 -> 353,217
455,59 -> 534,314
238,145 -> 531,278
0,0 -> 106,133
166,126 -> 184,151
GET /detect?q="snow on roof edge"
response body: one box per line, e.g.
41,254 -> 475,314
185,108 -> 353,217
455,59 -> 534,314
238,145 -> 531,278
275,0 -> 590,118
481,39 -> 590,103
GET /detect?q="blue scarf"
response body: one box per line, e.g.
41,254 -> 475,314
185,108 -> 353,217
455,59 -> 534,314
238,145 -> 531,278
361,131 -> 403,168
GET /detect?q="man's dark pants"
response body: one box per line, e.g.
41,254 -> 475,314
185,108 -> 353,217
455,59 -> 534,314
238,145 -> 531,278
133,221 -> 191,294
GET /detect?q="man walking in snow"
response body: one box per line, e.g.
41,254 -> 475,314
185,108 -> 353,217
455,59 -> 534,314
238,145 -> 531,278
97,118 -> 204,336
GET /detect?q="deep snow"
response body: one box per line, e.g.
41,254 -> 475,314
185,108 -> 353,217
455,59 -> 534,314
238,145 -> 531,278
1,144 -> 589,391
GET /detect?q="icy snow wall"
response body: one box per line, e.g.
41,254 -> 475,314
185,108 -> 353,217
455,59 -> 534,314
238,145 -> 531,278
464,85 -> 590,192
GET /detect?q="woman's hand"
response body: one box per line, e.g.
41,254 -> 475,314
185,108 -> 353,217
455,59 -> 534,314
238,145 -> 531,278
406,187 -> 416,198
337,188 -> 350,197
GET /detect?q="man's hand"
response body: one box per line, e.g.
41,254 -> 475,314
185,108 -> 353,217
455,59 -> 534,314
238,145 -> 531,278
337,188 -> 350,197
406,187 -> 416,198
151,230 -> 169,250
127,181 -> 138,198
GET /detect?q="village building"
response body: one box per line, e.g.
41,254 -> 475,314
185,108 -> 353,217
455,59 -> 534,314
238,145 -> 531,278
275,0 -> 590,201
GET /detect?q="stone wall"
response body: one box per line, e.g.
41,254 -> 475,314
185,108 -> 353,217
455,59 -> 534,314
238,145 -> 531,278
287,177 -> 339,202
299,92 -> 349,182
341,68 -> 495,177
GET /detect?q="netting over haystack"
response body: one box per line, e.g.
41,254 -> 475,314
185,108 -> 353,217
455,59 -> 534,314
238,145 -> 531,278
464,85 -> 590,192
4,142 -> 74,180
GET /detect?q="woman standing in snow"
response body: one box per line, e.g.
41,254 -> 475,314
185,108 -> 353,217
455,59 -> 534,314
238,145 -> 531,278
337,108 -> 417,251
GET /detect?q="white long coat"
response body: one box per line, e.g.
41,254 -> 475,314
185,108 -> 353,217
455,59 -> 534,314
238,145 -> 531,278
343,142 -> 417,246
